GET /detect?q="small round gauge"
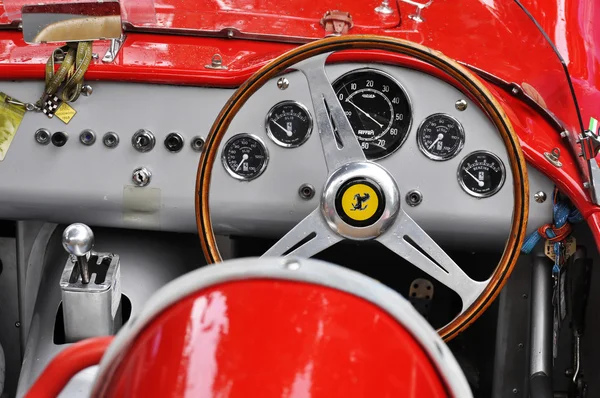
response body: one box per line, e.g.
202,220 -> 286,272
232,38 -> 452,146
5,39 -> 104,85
457,151 -> 506,198
332,68 -> 412,160
222,134 -> 269,181
265,101 -> 313,148
417,114 -> 465,161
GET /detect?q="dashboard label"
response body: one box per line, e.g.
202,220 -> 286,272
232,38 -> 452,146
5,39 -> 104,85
0,92 -> 25,161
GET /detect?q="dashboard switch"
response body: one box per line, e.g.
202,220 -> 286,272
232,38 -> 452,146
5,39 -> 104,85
51,131 -> 68,147
132,129 -> 155,153
164,132 -> 184,153
132,167 -> 152,187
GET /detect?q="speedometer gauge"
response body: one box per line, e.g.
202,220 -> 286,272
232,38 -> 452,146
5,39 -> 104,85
417,114 -> 465,161
222,134 -> 269,181
458,151 -> 506,198
333,69 -> 412,160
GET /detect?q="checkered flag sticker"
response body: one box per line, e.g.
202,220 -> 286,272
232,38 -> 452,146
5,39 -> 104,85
42,96 -> 61,118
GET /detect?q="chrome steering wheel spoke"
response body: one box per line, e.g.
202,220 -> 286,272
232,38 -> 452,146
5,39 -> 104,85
262,208 -> 342,258
377,210 -> 487,311
294,53 -> 366,173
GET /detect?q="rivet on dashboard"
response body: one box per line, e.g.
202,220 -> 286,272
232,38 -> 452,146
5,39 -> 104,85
283,258 -> 301,270
191,136 -> 205,152
34,128 -> 51,145
455,99 -> 468,111
132,167 -> 152,187
79,129 -> 96,146
534,191 -> 547,203
277,77 -> 290,90
406,189 -> 423,206
103,132 -> 119,148
298,183 -> 315,200
81,84 -> 93,96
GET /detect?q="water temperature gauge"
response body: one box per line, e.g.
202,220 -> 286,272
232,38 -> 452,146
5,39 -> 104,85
265,101 -> 313,148
222,134 -> 269,181
457,151 -> 506,198
417,114 -> 465,161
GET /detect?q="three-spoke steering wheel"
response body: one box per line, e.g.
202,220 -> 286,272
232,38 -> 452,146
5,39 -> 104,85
196,35 -> 529,341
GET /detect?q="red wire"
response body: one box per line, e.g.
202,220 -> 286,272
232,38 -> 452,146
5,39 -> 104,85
25,336 -> 113,398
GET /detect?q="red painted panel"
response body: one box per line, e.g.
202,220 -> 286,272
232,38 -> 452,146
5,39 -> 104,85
94,280 -> 451,398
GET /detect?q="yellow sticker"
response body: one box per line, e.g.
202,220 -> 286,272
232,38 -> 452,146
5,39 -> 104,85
0,92 -> 25,162
341,183 -> 380,221
54,102 -> 76,124
544,236 -> 576,262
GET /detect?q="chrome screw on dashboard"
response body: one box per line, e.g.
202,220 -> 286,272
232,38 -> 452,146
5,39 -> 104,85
103,132 -> 119,148
132,167 -> 152,187
375,0 -> 394,14
406,190 -> 423,206
298,183 -> 315,200
191,136 -> 205,152
81,84 -> 93,96
79,129 -> 96,146
132,129 -> 155,153
455,99 -> 468,111
277,77 -> 289,90
34,128 -> 51,145
534,191 -> 547,203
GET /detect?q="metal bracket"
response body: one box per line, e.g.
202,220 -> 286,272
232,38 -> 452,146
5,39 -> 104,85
401,0 -> 433,23
102,33 -> 126,63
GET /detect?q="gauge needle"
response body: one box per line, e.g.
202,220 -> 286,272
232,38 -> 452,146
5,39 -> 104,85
271,120 -> 293,137
427,133 -> 444,150
465,169 -> 485,187
345,100 -> 384,128
235,154 -> 249,171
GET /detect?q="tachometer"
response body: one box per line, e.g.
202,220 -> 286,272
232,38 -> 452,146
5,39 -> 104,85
417,114 -> 465,161
457,151 -> 505,198
332,68 -> 412,160
222,134 -> 269,181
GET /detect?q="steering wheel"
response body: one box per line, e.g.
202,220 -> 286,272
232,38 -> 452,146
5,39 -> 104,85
196,35 -> 529,341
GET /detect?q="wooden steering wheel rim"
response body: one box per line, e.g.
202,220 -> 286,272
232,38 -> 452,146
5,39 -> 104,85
195,35 -> 529,341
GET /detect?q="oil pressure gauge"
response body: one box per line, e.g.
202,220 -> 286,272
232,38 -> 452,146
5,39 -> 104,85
222,134 -> 269,181
266,101 -> 313,148
458,151 -> 506,198
417,114 -> 465,161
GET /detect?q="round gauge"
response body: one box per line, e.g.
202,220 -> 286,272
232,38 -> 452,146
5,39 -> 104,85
332,68 -> 412,160
222,134 -> 269,181
457,151 -> 506,198
265,101 -> 313,148
417,114 -> 465,161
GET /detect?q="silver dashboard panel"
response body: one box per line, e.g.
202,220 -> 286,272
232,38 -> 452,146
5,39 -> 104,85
0,62 -> 553,249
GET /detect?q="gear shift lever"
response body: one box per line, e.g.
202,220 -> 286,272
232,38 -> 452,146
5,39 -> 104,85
62,223 -> 94,284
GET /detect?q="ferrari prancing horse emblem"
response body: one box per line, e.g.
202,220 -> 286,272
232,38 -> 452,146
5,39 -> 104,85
350,193 -> 371,211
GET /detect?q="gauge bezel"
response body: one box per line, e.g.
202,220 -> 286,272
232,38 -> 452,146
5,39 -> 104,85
265,100 -> 313,148
221,133 -> 269,181
457,150 -> 506,198
416,113 -> 465,161
332,67 -> 413,160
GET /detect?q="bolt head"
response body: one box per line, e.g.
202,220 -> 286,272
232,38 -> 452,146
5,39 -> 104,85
132,167 -> 152,187
455,99 -> 468,111
277,77 -> 290,90
62,223 -> 94,256
534,191 -> 547,203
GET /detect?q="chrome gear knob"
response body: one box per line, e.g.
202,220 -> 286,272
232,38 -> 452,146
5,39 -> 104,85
62,223 -> 94,256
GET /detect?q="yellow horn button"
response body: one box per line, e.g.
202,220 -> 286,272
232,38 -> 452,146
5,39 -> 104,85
341,183 -> 380,221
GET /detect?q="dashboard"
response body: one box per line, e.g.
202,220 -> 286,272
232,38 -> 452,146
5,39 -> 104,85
0,62 -> 553,249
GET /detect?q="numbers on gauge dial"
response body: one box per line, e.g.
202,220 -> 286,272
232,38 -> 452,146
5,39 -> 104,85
417,114 -> 465,161
265,101 -> 313,148
332,69 -> 412,160
222,134 -> 269,181
457,151 -> 506,198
